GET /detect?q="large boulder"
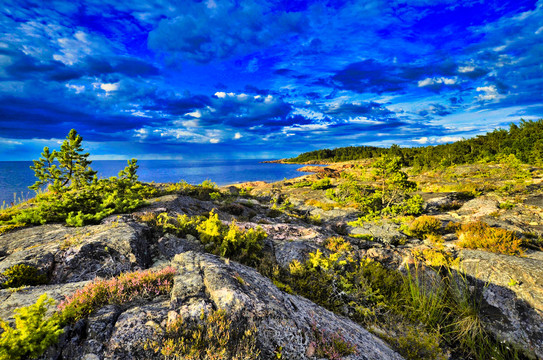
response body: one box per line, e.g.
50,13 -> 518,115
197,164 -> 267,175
457,249 -> 543,359
0,220 -> 154,285
53,251 -> 403,360
348,221 -> 407,245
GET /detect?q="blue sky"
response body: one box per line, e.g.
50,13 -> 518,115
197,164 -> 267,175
0,0 -> 542,160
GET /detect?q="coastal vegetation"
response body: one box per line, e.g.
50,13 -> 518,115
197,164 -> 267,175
287,118 -> 543,169
0,129 -> 159,231
0,122 -> 542,359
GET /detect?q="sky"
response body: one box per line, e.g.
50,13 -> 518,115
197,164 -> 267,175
0,0 -> 542,161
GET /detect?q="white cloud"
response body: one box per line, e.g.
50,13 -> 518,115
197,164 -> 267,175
458,66 -> 475,73
209,138 -> 220,143
234,132 -> 242,139
476,85 -> 502,101
436,136 -> 462,143
181,119 -> 198,127
413,137 -> 429,144
418,77 -> 457,87
0,137 -> 22,145
100,83 -> 119,92
214,91 -> 226,98
131,111 -> 150,118
412,136 -> 462,145
65,84 -> 85,93
186,110 -> 202,118
134,128 -> 148,139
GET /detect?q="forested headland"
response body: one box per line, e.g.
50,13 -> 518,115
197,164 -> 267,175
287,118 -> 543,168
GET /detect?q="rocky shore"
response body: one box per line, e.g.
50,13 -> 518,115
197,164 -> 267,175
1,162 -> 543,359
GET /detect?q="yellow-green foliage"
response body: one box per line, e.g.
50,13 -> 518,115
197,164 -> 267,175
145,211 -> 267,267
0,294 -> 63,360
287,238 -> 394,322
304,199 -> 335,211
382,323 -> 446,360
147,309 -> 260,360
0,264 -> 48,289
290,180 -> 312,188
456,222 -> 523,255
311,177 -> 332,190
0,223 -> 25,236
199,214 -> 267,267
197,211 -> 223,244
166,180 -> 221,200
411,248 -> 460,268
408,215 -> 442,239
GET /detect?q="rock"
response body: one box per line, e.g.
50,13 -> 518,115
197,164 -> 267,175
349,222 -> 407,245
456,249 -> 543,358
47,251 -> 403,359
51,221 -> 153,283
274,240 -> 321,268
457,197 -> 499,218
424,195 -> 458,213
0,220 -> 155,285
258,223 -> 325,242
168,251 -> 403,360
221,185 -> 240,195
156,233 -> 203,260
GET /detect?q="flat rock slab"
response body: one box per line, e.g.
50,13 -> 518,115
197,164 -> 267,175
457,197 -> 499,217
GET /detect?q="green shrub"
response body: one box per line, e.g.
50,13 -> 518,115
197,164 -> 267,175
382,322 -> 446,360
0,264 -> 48,289
147,308 -> 260,360
311,177 -> 332,190
165,180 -> 222,200
144,211 -> 267,267
0,294 -> 63,360
408,215 -> 442,239
1,159 -> 158,228
290,180 -> 312,188
499,201 -> 515,210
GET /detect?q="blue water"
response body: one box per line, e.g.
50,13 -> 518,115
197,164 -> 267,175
0,160 -> 310,206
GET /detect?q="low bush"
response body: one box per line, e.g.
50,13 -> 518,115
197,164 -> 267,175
147,308 -> 260,360
456,222 -> 523,255
0,264 -> 48,289
304,199 -> 335,211
0,294 -> 63,360
59,267 -> 176,322
166,180 -> 220,201
290,180 -> 312,188
408,215 -> 442,239
310,323 -> 357,360
311,177 -> 332,190
143,211 -> 267,267
260,235 -> 521,360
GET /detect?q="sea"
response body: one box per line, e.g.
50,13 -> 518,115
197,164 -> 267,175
0,159 -> 312,206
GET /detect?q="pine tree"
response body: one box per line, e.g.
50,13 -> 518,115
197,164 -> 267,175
29,129 -> 97,192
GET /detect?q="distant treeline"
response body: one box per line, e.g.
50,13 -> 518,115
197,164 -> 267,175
287,119 -> 543,168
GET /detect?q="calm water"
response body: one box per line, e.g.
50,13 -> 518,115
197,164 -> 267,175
0,159 -> 311,206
